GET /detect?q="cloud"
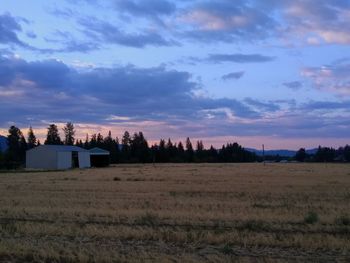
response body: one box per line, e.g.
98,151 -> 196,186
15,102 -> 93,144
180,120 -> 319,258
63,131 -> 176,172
78,17 -> 177,48
207,53 -> 275,63
52,0 -> 350,48
222,71 -> 245,80
244,98 -> 280,112
0,52 -> 259,127
283,81 -> 303,90
179,0 -> 276,42
115,0 -> 176,23
262,0 -> 350,45
0,13 -> 28,47
1,52 -> 349,141
302,60 -> 350,96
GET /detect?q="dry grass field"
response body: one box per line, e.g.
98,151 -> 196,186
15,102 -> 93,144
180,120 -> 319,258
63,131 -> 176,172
0,163 -> 349,262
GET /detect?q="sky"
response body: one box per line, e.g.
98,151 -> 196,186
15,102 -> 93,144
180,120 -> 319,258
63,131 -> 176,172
0,0 -> 350,150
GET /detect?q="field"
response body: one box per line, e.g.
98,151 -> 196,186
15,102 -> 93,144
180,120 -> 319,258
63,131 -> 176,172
0,163 -> 349,262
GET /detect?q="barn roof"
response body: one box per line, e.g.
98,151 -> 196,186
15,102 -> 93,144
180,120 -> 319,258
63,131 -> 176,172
28,145 -> 88,152
89,147 -> 110,155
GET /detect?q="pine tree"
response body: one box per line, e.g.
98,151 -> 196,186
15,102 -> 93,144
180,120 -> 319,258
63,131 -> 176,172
45,124 -> 62,145
27,126 -> 37,149
185,137 -> 194,162
196,140 -> 204,162
90,134 -> 97,148
63,122 -> 75,145
84,134 -> 89,149
175,141 -> 185,162
7,126 -> 26,167
96,133 -> 104,148
104,131 -> 118,163
121,131 -> 131,162
158,139 -> 167,162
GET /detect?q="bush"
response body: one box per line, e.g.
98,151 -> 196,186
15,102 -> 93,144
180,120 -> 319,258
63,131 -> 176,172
304,211 -> 319,224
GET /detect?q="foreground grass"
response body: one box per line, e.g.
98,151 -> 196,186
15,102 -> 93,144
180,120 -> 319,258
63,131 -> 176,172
0,163 -> 349,262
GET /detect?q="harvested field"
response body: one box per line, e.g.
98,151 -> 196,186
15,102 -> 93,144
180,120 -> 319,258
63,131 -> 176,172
0,163 -> 349,262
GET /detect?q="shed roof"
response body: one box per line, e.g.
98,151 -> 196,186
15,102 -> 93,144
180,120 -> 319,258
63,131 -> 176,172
89,147 -> 110,155
28,145 -> 88,153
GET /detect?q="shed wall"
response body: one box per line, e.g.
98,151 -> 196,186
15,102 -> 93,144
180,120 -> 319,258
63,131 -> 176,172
78,152 -> 91,168
57,152 -> 72,170
26,148 -> 57,169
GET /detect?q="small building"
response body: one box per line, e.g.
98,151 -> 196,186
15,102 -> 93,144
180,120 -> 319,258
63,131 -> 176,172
89,147 -> 110,167
26,145 -> 91,170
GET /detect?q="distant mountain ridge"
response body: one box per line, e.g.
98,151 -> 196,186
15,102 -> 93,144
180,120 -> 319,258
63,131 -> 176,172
0,135 -> 8,152
246,148 -> 318,157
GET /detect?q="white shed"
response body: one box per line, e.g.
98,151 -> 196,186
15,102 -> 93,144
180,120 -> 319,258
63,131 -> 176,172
26,145 -> 91,170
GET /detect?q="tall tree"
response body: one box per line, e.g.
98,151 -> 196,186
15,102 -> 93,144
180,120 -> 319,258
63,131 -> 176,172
121,131 -> 131,162
96,133 -> 104,148
196,140 -> 204,161
7,126 -> 26,166
89,134 -> 97,149
63,122 -> 75,145
158,139 -> 167,162
185,137 -> 194,162
84,134 -> 89,149
45,124 -> 62,145
27,126 -> 37,149
177,141 -> 185,162
344,145 -> 350,162
104,131 -> 119,163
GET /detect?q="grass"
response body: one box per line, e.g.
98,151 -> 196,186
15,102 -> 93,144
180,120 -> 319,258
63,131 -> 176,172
335,215 -> 350,226
0,163 -> 349,262
304,211 -> 319,224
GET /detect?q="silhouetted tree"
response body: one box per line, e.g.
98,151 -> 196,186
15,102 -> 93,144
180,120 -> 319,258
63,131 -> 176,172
295,148 -> 307,162
45,124 -> 62,145
130,132 -> 150,162
185,137 -> 194,162
113,137 -> 120,163
7,126 -> 26,167
344,145 -> 350,162
208,145 -> 218,162
196,140 -> 204,162
157,139 -> 167,162
104,131 -> 119,163
218,143 -> 256,162
96,133 -> 104,148
75,139 -> 83,148
121,131 -> 131,162
177,141 -> 185,162
315,146 -> 336,162
27,126 -> 37,149
84,134 -> 89,148
0,150 -> 4,169
63,122 -> 75,145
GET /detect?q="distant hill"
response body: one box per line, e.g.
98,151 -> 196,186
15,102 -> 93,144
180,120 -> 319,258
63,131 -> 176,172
0,135 -> 8,152
246,148 -> 318,157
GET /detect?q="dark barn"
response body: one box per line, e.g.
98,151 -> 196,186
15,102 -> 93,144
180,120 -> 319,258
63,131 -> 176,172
89,148 -> 110,167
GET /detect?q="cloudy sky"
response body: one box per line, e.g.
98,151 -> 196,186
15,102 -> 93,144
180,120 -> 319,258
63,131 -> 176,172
0,0 -> 350,149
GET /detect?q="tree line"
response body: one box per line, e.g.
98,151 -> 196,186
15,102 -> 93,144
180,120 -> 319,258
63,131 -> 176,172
0,123 -> 349,169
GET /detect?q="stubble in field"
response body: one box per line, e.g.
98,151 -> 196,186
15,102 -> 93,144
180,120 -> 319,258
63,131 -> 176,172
0,163 -> 349,262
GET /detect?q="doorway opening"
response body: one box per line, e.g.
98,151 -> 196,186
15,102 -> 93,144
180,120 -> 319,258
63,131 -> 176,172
72,151 -> 79,168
